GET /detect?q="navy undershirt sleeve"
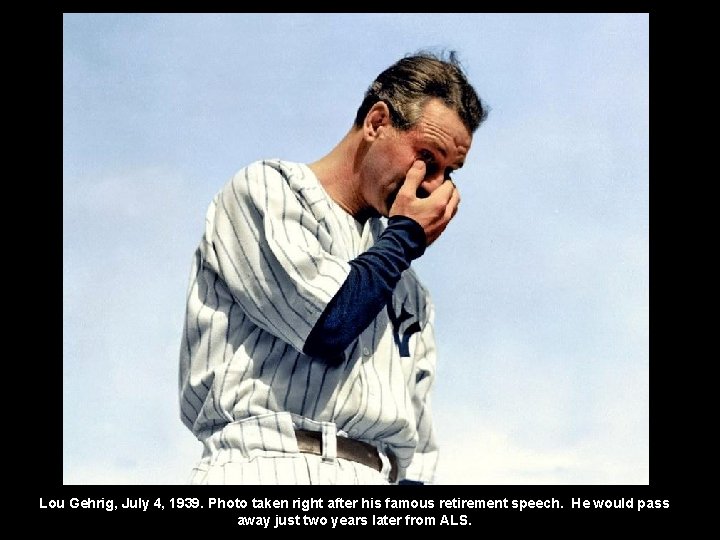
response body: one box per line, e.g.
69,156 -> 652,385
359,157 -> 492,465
303,215 -> 426,363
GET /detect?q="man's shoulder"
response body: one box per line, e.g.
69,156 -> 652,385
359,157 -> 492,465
220,159 -> 329,222
238,158 -> 306,178
231,159 -> 318,192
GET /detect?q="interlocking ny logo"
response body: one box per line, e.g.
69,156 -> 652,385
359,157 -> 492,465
387,302 -> 421,357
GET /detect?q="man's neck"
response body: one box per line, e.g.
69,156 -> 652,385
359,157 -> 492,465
309,129 -> 369,221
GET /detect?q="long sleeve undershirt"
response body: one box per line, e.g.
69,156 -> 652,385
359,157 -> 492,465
303,215 -> 426,363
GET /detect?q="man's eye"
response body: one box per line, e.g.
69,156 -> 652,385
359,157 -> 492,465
420,154 -> 437,174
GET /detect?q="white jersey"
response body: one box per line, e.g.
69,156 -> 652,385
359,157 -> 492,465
179,159 -> 438,483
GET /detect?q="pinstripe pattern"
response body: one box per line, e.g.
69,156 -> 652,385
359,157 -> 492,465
190,454 -> 389,485
179,160 -> 439,484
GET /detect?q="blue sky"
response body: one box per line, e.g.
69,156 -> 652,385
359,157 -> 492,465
63,13 -> 649,484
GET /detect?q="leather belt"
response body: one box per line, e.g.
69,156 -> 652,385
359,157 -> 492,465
294,429 -> 398,483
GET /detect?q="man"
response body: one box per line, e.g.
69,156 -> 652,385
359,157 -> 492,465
179,51 -> 488,484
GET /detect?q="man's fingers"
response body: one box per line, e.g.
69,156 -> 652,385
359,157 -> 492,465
400,160 -> 427,193
391,162 -> 460,245
427,178 -> 455,205
446,183 -> 460,220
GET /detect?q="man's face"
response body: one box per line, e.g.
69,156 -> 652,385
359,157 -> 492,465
361,98 -> 473,217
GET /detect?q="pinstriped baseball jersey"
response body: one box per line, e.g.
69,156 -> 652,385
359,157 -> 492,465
179,159 -> 438,483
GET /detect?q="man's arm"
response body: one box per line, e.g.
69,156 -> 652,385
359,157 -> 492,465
304,160 -> 459,361
205,159 -> 458,359
303,216 -> 425,361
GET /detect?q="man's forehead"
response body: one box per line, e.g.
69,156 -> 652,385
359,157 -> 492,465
415,101 -> 472,148
412,120 -> 472,166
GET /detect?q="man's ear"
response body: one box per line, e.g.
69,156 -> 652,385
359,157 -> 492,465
363,101 -> 392,141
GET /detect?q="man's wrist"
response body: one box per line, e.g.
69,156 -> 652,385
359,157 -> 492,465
386,215 -> 427,260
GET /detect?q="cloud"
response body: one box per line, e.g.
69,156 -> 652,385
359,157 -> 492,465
64,436 -> 200,485
429,314 -> 648,485
434,426 -> 648,485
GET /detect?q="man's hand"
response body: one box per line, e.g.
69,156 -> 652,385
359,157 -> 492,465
389,160 -> 460,246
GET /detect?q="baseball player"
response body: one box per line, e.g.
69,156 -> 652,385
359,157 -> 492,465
179,51 -> 488,484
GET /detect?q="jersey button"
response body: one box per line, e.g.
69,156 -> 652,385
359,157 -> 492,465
362,347 -> 371,356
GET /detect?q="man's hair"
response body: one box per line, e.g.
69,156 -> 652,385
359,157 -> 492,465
353,50 -> 488,133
